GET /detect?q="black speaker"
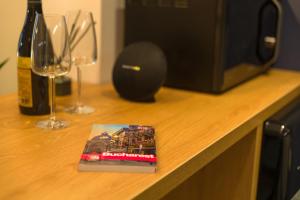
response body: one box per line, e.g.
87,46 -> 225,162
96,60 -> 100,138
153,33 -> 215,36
125,0 -> 282,93
113,42 -> 167,102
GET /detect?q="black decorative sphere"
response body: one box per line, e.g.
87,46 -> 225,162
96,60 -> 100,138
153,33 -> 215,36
112,42 -> 167,102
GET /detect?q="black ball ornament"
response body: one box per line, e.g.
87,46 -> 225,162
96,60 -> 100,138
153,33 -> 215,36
112,42 -> 167,102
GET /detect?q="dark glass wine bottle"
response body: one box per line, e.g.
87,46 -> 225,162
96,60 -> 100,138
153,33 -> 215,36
17,0 -> 50,115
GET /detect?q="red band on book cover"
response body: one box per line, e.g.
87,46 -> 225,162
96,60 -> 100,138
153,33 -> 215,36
81,153 -> 157,163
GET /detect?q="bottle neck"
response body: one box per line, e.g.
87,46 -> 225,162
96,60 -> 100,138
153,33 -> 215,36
27,0 -> 42,13
27,0 -> 42,4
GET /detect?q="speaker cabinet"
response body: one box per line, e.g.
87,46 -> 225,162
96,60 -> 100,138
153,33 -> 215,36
125,0 -> 282,93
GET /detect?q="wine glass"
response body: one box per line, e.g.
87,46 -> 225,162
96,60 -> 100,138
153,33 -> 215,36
65,10 -> 97,114
31,14 -> 72,129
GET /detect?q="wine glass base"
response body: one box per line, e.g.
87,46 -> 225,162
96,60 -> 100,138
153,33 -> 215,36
36,119 -> 69,130
65,105 -> 95,114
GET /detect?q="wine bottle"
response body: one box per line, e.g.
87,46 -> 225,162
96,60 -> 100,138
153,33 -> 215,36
17,0 -> 50,115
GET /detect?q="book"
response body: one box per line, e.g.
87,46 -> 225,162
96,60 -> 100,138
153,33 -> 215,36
78,124 -> 157,173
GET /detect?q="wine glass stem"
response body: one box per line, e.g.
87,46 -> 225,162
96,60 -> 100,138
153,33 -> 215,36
49,76 -> 56,122
76,65 -> 83,107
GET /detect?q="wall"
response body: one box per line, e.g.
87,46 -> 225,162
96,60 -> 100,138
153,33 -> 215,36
0,0 -> 26,95
275,0 -> 300,70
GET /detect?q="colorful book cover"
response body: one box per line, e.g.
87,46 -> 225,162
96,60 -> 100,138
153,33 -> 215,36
78,124 -> 157,173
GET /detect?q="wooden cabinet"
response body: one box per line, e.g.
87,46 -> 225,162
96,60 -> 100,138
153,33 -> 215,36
1,69 -> 300,200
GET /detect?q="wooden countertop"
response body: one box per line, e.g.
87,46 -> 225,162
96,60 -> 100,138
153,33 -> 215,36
1,69 -> 300,200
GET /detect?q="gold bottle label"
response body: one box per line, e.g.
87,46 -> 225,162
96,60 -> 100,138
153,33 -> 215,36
17,57 -> 33,107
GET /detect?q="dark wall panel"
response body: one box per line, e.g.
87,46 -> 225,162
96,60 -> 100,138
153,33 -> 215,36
275,0 -> 300,70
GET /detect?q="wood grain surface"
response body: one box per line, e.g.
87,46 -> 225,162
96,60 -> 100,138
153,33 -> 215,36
0,69 -> 300,200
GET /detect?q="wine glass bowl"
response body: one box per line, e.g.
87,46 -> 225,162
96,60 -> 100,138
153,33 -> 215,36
31,14 -> 71,129
65,10 -> 97,114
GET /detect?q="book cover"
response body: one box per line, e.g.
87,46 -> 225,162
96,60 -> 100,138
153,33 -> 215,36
78,124 -> 157,173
